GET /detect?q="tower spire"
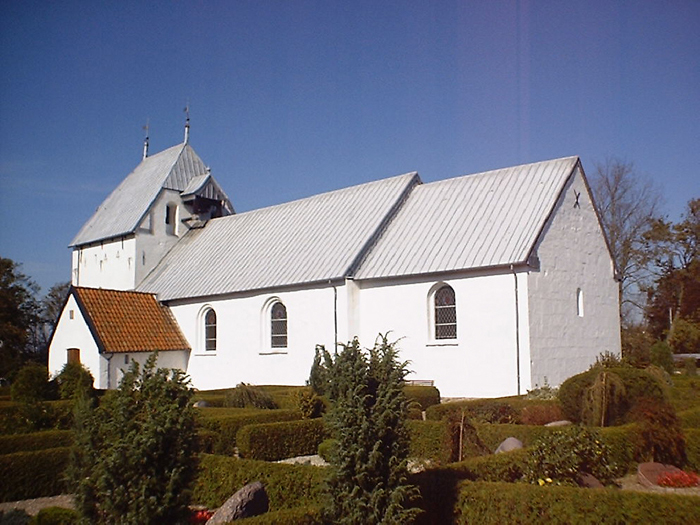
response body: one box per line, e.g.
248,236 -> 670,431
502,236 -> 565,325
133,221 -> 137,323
142,119 -> 150,160
184,104 -> 190,144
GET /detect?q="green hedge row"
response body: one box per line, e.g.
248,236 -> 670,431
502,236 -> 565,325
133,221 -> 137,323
196,408 -> 301,455
0,430 -> 74,455
454,481 -> 700,524
239,505 -> 322,524
237,419 -> 329,461
686,428 -> 700,471
404,386 -> 441,411
0,401 -> 74,435
0,447 -> 71,502
407,420 -> 452,464
192,454 -> 326,510
679,407 -> 700,429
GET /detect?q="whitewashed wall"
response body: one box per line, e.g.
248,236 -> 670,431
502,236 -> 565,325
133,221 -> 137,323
354,271 -> 531,398
48,294 -> 105,388
527,167 -> 621,388
168,284 -> 339,390
72,237 -> 137,290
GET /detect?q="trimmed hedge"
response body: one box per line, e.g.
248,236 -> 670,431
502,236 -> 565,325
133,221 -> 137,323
237,419 -> 329,461
474,423 -> 552,453
192,455 -> 326,510
426,399 -> 518,424
404,386 -> 441,411
0,401 -> 73,435
0,430 -> 73,455
197,408 -> 301,455
454,481 -> 700,524
0,447 -> 71,502
239,506 -> 322,524
407,420 -> 452,464
686,428 -> 700,471
679,407 -> 700,429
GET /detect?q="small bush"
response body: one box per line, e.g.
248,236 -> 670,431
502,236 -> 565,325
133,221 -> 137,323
590,351 -> 628,369
628,397 -> 686,465
29,507 -> 80,525
650,341 -> 674,374
10,363 -> 56,404
294,388 -> 325,419
237,418 -> 329,461
525,426 -> 619,486
224,383 -> 278,409
685,358 -> 697,376
525,381 -> 558,401
317,439 -> 337,462
54,363 -> 94,400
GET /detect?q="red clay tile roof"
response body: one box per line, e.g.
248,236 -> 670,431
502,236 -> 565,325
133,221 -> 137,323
73,287 -> 190,353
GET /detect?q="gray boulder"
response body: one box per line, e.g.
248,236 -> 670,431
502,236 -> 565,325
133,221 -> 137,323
193,400 -> 210,408
494,437 -> 523,454
207,481 -> 269,523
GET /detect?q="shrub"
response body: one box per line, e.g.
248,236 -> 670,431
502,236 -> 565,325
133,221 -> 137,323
294,388 -> 325,419
240,506 -> 322,524
426,399 -> 518,424
30,507 -> 80,524
323,336 -> 421,524
237,418 -> 329,461
317,438 -> 337,462
473,423 -> 551,454
685,357 -> 697,376
580,370 -> 627,426
407,420 -> 453,464
69,354 -> 198,524
590,351 -> 628,369
685,429 -> 700,471
657,470 -> 699,488
525,426 -> 620,486
520,403 -> 563,426
0,447 -> 70,502
308,345 -> 332,396
197,408 -> 301,455
0,510 -> 31,525
627,397 -> 686,465
448,448 -> 529,482
54,363 -> 94,400
669,318 -> 700,355
679,407 -> 700,428
193,455 -> 326,509
525,381 -> 559,401
0,430 -> 73,455
10,363 -> 55,404
558,367 -> 665,425
224,383 -> 278,409
650,341 -> 674,374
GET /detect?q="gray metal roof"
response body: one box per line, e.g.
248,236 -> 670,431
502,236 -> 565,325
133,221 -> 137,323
355,156 -> 580,279
71,143 -> 226,246
138,172 -> 419,300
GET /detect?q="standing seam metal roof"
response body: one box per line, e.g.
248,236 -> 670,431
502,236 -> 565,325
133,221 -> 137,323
354,156 -> 579,279
137,172 -> 419,300
71,143 -> 214,246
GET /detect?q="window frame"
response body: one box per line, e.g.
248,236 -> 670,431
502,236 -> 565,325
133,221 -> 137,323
204,308 -> 217,352
431,284 -> 457,343
270,301 -> 288,349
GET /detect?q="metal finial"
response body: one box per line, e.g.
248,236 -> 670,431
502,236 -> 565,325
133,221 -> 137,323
142,119 -> 150,160
184,104 -> 190,144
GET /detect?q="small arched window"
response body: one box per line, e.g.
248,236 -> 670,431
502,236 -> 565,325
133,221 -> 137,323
205,308 -> 217,351
271,302 -> 287,348
434,285 -> 457,339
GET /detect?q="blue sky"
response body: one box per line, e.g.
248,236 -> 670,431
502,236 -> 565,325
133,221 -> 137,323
1,0 -> 698,294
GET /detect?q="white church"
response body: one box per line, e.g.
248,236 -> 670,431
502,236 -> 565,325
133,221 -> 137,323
48,129 -> 621,398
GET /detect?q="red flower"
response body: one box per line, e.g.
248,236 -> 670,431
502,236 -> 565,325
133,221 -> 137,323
657,470 -> 700,488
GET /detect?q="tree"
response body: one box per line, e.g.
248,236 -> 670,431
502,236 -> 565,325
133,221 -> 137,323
42,281 -> 71,328
69,354 -> 198,524
590,159 -> 663,323
0,257 -> 41,378
645,198 -> 700,348
322,336 -> 420,524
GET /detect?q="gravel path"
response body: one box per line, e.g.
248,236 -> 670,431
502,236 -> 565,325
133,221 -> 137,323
0,494 -> 75,516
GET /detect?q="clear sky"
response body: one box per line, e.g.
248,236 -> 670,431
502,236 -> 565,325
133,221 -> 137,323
1,0 -> 698,294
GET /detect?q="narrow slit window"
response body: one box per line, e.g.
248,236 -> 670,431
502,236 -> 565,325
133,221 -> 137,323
435,285 -> 457,339
205,309 -> 217,351
576,288 -> 584,317
271,302 -> 288,348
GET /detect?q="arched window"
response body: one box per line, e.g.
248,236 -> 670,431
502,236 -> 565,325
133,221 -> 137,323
204,308 -> 217,351
270,302 -> 287,348
434,285 -> 457,339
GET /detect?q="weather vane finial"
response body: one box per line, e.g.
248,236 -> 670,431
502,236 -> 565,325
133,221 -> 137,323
184,103 -> 190,144
142,118 -> 150,160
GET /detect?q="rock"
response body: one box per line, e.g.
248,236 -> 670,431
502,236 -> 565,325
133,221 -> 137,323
578,472 -> 604,488
193,400 -> 209,408
544,420 -> 572,427
206,481 -> 269,523
494,437 -> 523,454
637,462 -> 682,488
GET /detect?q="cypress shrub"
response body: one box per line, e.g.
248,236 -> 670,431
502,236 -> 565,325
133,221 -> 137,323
455,481 -> 700,524
0,430 -> 73,455
192,455 -> 326,509
237,418 -> 329,461
0,447 -> 71,501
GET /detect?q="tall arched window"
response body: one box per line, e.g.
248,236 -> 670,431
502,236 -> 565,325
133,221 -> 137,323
271,302 -> 287,348
435,285 -> 457,339
204,308 -> 217,351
